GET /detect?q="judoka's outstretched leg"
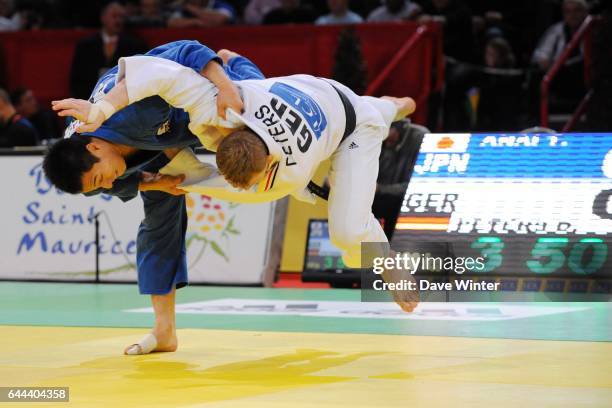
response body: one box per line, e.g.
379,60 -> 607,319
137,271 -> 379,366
327,96 -> 418,312
125,190 -> 188,355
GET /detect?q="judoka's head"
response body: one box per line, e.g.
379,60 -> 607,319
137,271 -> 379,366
43,136 -> 126,194
216,129 -> 274,190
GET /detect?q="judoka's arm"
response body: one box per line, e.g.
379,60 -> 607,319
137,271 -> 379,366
201,59 -> 243,118
138,171 -> 186,195
146,40 -> 242,119
117,55 -> 240,125
52,56 -> 239,133
85,168 -> 186,201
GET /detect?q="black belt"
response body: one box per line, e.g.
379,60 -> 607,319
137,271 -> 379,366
333,84 -> 357,144
306,84 -> 356,201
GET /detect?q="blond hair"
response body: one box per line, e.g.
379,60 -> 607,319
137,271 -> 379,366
216,130 -> 268,189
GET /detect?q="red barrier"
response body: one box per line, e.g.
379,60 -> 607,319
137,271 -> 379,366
540,15 -> 594,128
0,23 -> 441,123
365,23 -> 444,123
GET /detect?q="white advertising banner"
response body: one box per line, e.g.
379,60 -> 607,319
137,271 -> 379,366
0,154 -> 275,284
128,299 -> 588,321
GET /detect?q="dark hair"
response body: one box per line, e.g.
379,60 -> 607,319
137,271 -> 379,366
10,87 -> 28,106
43,136 -> 99,194
486,37 -> 516,68
216,129 -> 268,189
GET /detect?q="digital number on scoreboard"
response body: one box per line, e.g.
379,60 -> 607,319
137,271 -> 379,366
392,133 -> 612,283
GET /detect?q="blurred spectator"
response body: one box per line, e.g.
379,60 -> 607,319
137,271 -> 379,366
14,0 -> 47,29
532,0 -> 589,70
531,0 -> 589,104
484,36 -> 516,68
367,0 -> 420,22
0,0 -> 22,31
372,120 -> 426,239
475,37 -> 523,131
262,0 -> 316,24
442,34 -> 522,132
332,27 -> 367,93
316,0 -> 363,25
11,88 -> 61,141
127,0 -> 169,27
0,88 -> 39,147
244,0 -> 281,24
167,0 -> 236,27
69,2 -> 146,100
418,0 -> 474,62
468,0 -> 535,65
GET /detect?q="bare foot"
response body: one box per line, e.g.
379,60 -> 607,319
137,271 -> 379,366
217,49 -> 240,65
381,96 -> 416,121
123,327 -> 177,355
152,326 -> 178,352
381,250 -> 420,313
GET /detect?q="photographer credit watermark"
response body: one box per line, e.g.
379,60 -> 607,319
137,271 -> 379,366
359,241 -> 612,303
370,252 -> 501,292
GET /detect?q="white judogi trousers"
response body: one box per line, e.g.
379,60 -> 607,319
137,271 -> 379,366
325,94 -> 396,267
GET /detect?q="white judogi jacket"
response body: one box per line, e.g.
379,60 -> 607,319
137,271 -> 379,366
117,56 -> 393,203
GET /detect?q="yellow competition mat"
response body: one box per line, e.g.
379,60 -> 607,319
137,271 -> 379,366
0,326 -> 610,408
